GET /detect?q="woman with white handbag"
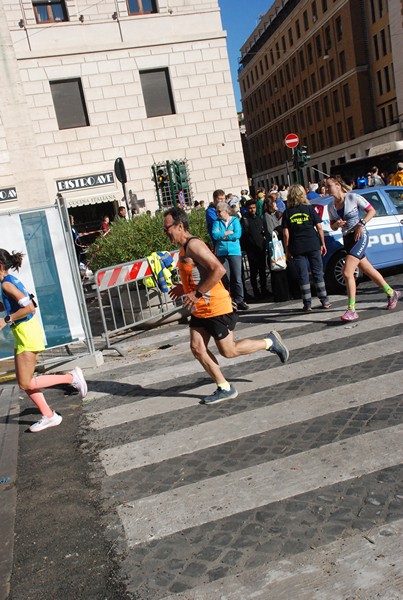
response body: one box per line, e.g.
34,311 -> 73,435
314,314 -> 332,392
282,184 -> 331,312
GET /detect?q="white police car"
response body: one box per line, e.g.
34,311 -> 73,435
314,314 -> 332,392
311,186 -> 403,292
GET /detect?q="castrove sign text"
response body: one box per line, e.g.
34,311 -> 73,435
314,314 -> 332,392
56,172 -> 115,192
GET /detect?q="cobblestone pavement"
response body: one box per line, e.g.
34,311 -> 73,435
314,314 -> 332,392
8,274 -> 403,600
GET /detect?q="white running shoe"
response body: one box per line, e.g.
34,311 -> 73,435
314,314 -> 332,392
29,412 -> 62,432
71,366 -> 88,399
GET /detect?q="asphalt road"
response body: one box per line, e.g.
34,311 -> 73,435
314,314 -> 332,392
4,271 -> 403,600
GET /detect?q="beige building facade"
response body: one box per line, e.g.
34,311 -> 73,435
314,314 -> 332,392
238,0 -> 403,188
0,0 -> 247,218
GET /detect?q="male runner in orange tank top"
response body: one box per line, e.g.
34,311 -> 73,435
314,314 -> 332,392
164,207 -> 289,405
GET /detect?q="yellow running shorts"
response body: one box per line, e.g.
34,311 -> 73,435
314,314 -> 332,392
11,317 -> 46,355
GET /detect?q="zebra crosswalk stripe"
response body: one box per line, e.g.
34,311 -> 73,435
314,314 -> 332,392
84,299 -> 399,404
88,333 -> 402,430
99,369 -> 403,474
117,424 -> 403,547
161,518 -> 403,600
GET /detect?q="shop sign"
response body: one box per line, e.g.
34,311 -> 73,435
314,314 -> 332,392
0,187 -> 17,202
56,172 -> 115,192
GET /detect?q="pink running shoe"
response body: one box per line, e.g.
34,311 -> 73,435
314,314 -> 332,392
340,310 -> 359,322
387,290 -> 401,310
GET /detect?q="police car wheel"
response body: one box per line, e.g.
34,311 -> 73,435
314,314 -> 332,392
325,250 -> 359,294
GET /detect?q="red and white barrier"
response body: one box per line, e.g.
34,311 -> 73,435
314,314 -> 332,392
96,252 -> 179,291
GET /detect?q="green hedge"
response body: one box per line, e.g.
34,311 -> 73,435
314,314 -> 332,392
86,209 -> 210,271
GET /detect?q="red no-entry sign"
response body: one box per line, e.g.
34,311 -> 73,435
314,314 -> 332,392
285,133 -> 299,148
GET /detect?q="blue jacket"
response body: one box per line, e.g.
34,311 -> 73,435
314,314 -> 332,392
211,217 -> 242,256
206,204 -> 218,242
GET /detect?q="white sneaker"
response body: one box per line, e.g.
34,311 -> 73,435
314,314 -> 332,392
71,366 -> 88,399
29,412 -> 62,432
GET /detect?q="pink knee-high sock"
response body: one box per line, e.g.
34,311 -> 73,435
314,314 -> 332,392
29,373 -> 73,390
26,390 -> 53,418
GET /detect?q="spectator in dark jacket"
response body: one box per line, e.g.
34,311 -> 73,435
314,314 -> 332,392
241,199 -> 268,299
206,189 -> 226,246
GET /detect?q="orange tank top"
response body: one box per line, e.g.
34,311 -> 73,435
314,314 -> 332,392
178,242 -> 232,318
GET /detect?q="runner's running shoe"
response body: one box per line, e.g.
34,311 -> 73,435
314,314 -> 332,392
265,331 -> 289,363
71,366 -> 88,399
29,412 -> 62,432
340,310 -> 359,322
387,290 -> 401,310
200,385 -> 238,405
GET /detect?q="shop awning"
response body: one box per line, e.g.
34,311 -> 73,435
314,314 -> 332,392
67,192 -> 120,208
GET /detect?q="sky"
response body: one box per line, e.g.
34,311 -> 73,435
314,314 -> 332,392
218,0 -> 275,112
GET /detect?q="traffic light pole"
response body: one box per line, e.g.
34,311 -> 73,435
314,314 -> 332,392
291,149 -> 303,186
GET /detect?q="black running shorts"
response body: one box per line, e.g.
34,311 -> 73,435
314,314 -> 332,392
189,312 -> 238,340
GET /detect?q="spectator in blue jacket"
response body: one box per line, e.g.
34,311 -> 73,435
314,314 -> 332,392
206,189 -> 226,247
211,202 -> 249,310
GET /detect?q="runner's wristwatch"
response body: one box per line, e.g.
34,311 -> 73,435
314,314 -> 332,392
194,289 -> 203,299
359,218 -> 366,226
4,315 -> 12,325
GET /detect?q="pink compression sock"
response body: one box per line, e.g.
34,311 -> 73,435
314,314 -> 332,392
26,390 -> 53,418
29,373 -> 73,390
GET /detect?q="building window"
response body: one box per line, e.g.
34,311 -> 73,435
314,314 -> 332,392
127,0 -> 157,15
315,101 -> 321,121
279,69 -> 284,88
299,50 -> 306,71
292,57 -> 297,76
310,133 -> 317,152
316,35 -> 322,57
335,16 -> 343,42
311,73 -> 317,93
333,89 -> 340,112
296,19 -> 301,38
285,63 -> 291,83
319,129 -> 325,148
322,0 -> 328,12
299,110 -> 305,128
384,66 -> 391,92
140,68 -> 175,118
327,125 -> 334,146
380,29 -> 387,55
343,83 -> 351,107
377,70 -> 383,95
370,0 -> 376,22
275,42 -> 280,59
373,34 -> 379,60
50,79 -> 89,129
339,51 -> 346,73
388,104 -> 394,124
270,48 -> 274,65
303,10 -> 309,30
303,78 -> 309,96
380,107 -> 386,127
312,1 -> 318,21
296,84 -> 301,102
329,58 -> 336,79
319,66 -> 326,87
307,43 -> 313,65
288,28 -> 294,46
282,36 -> 287,52
378,0 -> 383,17
325,26 -> 332,49
307,105 -> 313,126
323,95 -> 330,117
337,122 -> 344,143
33,0 -> 68,23
347,117 -> 354,139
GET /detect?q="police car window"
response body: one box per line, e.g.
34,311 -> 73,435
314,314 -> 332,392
359,192 -> 387,217
385,190 -> 403,215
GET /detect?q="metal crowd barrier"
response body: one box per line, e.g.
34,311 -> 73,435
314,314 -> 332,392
94,252 -> 182,353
